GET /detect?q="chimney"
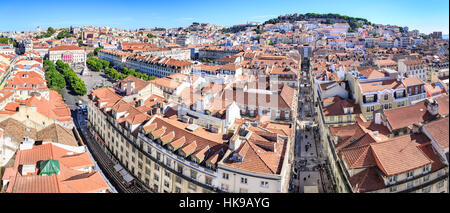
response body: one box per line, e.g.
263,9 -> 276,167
410,123 -> 422,134
426,98 -> 439,116
126,80 -> 135,96
229,123 -> 251,151
19,137 -> 35,150
229,135 -> 242,152
374,113 -> 382,125
135,99 -> 143,107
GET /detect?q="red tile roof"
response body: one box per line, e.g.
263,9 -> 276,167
424,117 -> 449,149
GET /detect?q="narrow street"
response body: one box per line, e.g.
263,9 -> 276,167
73,109 -> 148,193
290,57 -> 333,193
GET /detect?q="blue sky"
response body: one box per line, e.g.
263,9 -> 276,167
1,0 -> 448,34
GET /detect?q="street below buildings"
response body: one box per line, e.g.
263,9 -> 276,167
62,66 -> 113,110
73,108 -> 148,193
290,58 -> 333,193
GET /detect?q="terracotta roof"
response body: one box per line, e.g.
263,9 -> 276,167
435,95 -> 449,116
402,77 -> 424,87
423,117 -> 449,149
371,134 -> 432,176
143,116 -> 227,164
49,45 -> 83,51
221,133 -> 289,175
349,167 -> 385,193
360,80 -> 405,93
384,100 -> 438,130
3,143 -> 109,193
323,97 -> 361,116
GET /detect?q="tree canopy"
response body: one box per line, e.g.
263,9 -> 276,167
263,13 -> 372,31
56,30 -> 74,39
87,57 -> 155,81
55,60 -> 87,95
0,36 -> 17,47
35,27 -> 56,39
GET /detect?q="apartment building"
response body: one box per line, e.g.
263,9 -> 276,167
198,46 -> 243,61
403,77 -> 427,105
97,49 -> 135,68
398,59 -> 428,81
328,114 -> 448,193
355,79 -> 408,121
98,49 -> 193,78
217,121 -> 293,193
381,96 -> 449,137
322,96 -> 361,126
87,78 -> 293,193
48,45 -> 86,66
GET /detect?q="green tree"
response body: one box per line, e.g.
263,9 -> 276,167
147,33 -> 156,38
0,36 -> 17,47
94,47 -> 102,56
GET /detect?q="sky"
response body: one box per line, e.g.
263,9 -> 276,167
0,0 -> 448,34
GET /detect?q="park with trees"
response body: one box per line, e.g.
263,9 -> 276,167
44,59 -> 87,95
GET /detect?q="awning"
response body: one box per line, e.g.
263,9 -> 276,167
119,169 -> 128,177
123,174 -> 134,183
113,164 -> 123,172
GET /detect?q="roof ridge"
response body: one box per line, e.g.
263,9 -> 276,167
247,141 -> 276,174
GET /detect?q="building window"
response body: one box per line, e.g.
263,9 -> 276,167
190,170 -> 197,180
188,183 -> 197,191
154,164 -> 160,171
176,176 -> 182,184
260,181 -> 269,188
423,175 -> 430,182
384,94 -> 389,100
145,167 -> 150,175
154,174 -> 159,181
206,176 -> 212,186
223,173 -> 229,180
423,164 -> 431,173
165,170 -> 170,177
241,177 -> 248,184
164,181 -> 170,188
175,187 -> 181,193
177,164 -> 183,174
389,175 -> 397,183
422,186 -> 431,193
437,180 -> 444,189
407,171 -> 414,179
389,186 -> 397,192
156,152 -> 161,161
407,182 -> 413,189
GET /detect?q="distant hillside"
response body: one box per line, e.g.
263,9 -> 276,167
264,13 -> 373,32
